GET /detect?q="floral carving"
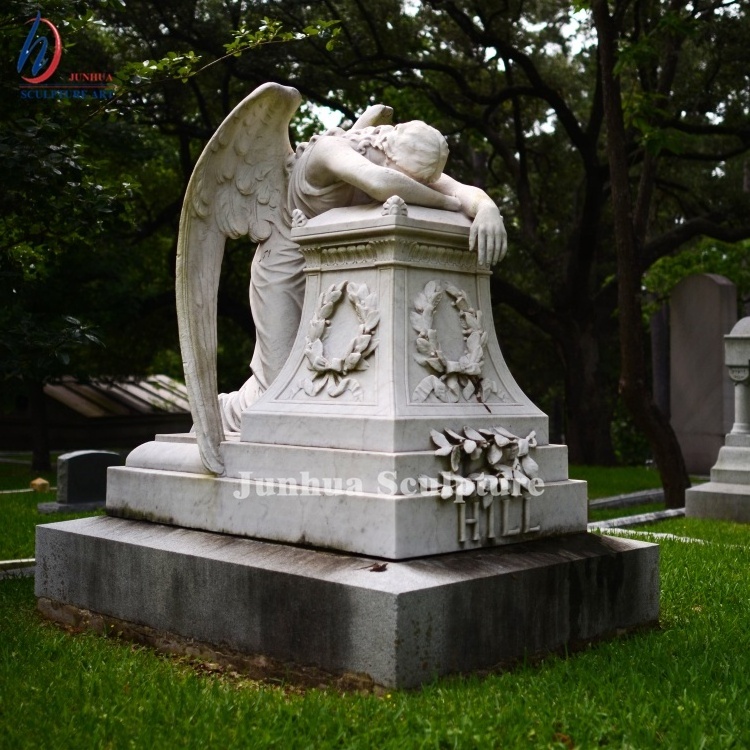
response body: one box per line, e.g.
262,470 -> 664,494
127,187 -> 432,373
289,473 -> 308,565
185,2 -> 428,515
419,426 -> 542,502
410,280 -> 499,406
293,281 -> 379,400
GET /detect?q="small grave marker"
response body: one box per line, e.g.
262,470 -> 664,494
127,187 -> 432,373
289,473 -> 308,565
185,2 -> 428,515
38,450 -> 122,514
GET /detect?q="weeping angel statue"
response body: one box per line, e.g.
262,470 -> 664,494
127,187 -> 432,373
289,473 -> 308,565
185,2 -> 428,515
177,82 -> 507,475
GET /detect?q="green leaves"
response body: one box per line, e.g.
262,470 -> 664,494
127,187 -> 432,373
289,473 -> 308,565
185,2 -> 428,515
0,312 -> 103,383
112,50 -> 202,87
225,18 -> 340,55
643,239 -> 750,314
111,18 -> 340,92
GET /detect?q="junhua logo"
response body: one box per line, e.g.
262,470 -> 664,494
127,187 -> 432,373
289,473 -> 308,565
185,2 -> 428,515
17,11 -> 62,84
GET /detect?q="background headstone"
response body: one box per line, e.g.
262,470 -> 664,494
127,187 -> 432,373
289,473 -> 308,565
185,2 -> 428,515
670,273 -> 737,474
686,316 -> 750,521
38,450 -> 122,514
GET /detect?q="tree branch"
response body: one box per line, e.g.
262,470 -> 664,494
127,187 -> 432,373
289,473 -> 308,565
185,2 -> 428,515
644,217 -> 750,265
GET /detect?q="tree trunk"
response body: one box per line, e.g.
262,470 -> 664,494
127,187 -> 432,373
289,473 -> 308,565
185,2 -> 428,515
491,279 -> 617,465
562,337 -> 617,466
592,0 -> 689,508
26,379 -> 51,473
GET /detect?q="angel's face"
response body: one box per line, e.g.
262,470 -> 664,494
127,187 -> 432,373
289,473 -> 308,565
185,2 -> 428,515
382,122 -> 449,184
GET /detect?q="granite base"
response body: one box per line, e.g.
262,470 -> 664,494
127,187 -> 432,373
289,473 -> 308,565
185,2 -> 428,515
36,516 -> 659,688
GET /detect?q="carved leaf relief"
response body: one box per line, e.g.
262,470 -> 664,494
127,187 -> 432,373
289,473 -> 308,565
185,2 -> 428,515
410,280 -> 506,407
419,426 -> 542,503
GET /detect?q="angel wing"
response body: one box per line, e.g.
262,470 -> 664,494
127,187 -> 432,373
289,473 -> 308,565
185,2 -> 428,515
176,83 -> 302,475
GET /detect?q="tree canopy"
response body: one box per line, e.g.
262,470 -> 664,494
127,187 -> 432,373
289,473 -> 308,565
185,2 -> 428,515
3,0 -> 749,489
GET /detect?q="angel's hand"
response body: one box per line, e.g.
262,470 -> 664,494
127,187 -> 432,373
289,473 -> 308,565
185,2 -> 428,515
469,204 -> 507,266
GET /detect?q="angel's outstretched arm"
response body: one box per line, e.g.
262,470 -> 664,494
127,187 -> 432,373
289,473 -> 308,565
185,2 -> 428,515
430,174 -> 507,266
308,137 -> 461,212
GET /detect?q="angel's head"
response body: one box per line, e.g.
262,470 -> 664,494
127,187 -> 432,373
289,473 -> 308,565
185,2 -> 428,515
379,121 -> 449,184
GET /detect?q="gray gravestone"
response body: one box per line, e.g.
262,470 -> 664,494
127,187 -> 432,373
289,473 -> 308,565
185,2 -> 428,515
670,274 -> 737,474
38,450 -> 122,514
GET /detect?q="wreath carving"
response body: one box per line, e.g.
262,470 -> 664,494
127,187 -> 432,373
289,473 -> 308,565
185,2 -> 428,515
293,281 -> 379,400
410,280 -> 499,406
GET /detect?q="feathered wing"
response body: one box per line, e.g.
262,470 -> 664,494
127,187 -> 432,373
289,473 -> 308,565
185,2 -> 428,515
176,83 -> 302,475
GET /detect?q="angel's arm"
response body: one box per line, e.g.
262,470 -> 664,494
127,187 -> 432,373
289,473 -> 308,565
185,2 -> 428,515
309,137 -> 461,212
350,104 -> 393,130
430,174 -> 507,266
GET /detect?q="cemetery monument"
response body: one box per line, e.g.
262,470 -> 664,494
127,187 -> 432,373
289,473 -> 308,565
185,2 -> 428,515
686,316 -> 750,522
35,83 -> 659,688
670,274 -> 737,474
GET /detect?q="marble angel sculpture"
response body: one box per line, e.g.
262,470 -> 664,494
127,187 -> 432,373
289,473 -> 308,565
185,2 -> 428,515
177,82 -> 507,475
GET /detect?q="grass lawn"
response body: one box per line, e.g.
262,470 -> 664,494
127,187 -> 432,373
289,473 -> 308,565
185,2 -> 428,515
0,460 -> 56,492
2,520 -> 749,748
0,488 -> 103,561
1,459 -> 750,747
587,501 -> 665,523
569,464 -> 664,499
636,516 -> 750,546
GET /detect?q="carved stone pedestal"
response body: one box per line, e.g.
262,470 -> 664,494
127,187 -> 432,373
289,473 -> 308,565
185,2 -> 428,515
105,205 -> 587,558
36,204 -> 659,686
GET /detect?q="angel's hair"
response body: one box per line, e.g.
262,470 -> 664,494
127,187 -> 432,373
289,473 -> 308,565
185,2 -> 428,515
331,122 -> 449,184
378,122 -> 449,184
295,121 -> 449,184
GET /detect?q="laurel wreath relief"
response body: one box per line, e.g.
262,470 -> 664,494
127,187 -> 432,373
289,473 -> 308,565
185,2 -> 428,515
410,280 -> 499,405
294,281 -> 380,400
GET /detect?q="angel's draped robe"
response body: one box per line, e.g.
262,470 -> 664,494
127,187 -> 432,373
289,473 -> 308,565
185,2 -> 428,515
218,132 -> 361,431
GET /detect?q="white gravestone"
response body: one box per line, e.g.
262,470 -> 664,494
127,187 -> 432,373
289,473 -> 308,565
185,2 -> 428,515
686,317 -> 750,521
36,83 -> 659,687
109,203 -> 586,558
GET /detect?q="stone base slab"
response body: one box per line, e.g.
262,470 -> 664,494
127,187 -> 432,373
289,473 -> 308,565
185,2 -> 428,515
106,464 -> 587,559
38,500 -> 106,514
686,481 -> 750,523
705,445 -> 750,485
126,437 -> 572,490
36,517 -> 659,688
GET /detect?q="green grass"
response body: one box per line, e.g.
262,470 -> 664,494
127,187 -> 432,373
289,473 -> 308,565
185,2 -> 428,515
3,461 -> 749,746
570,464 -> 664,499
634,516 -> 750,546
0,461 -> 101,560
0,490 -> 103,560
0,464 -> 56,491
587,501 -> 665,522
2,522 -> 750,748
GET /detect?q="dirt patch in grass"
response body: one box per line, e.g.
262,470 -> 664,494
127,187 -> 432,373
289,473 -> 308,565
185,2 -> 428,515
38,596 -> 385,696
